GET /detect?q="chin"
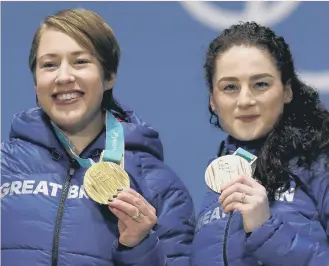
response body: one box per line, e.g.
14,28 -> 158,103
49,112 -> 84,130
231,128 -> 271,142
234,135 -> 259,142
230,130 -> 263,142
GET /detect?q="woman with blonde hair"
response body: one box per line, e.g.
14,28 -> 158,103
1,8 -> 195,266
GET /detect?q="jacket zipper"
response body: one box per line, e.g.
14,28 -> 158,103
223,211 -> 233,266
218,142 -> 232,266
51,163 -> 75,266
49,122 -> 108,265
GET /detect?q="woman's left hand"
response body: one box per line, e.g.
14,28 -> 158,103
108,187 -> 157,247
218,175 -> 271,233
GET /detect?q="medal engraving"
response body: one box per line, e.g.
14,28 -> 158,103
84,161 -> 130,204
205,155 -> 252,193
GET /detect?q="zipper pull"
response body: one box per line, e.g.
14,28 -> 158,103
69,167 -> 75,176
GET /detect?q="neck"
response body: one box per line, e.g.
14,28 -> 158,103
225,135 -> 267,155
62,111 -> 105,155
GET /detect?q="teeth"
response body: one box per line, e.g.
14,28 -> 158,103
56,92 -> 80,101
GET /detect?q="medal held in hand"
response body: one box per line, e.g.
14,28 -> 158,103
84,155 -> 129,204
84,161 -> 130,203
205,148 -> 257,193
52,111 -> 130,205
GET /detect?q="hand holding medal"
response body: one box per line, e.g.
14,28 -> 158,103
53,111 -> 157,246
83,112 -> 157,246
108,187 -> 157,247
80,111 -> 157,247
205,148 -> 270,233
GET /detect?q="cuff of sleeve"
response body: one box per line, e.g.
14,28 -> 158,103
112,231 -> 159,265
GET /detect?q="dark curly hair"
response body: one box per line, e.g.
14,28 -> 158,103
205,22 -> 329,201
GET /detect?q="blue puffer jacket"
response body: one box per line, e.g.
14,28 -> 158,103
191,137 -> 329,266
1,107 -> 195,266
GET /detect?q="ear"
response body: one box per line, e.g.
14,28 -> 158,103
284,80 -> 293,104
34,85 -> 40,106
210,94 -> 217,113
104,73 -> 116,92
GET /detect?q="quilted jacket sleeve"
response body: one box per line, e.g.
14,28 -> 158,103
112,151 -> 196,266
245,213 -> 329,266
245,155 -> 329,266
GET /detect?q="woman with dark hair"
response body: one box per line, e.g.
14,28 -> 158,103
191,21 -> 329,266
1,8 -> 195,266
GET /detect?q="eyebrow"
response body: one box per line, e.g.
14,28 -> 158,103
217,73 -> 275,84
37,51 -> 91,61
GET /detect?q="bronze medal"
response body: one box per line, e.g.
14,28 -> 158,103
205,155 -> 252,193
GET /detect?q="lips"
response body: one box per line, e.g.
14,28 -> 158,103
52,90 -> 84,98
52,90 -> 85,104
237,115 -> 260,122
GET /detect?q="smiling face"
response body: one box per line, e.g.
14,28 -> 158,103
210,45 -> 293,141
35,28 -> 114,133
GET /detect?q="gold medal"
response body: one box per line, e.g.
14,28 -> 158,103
102,151 -> 125,170
205,155 -> 253,193
120,155 -> 125,169
84,155 -> 130,204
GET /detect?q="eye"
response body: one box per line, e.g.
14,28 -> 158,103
254,82 -> 269,89
42,62 -> 57,68
75,59 -> 90,65
223,84 -> 239,92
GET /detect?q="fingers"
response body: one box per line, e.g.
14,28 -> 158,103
110,192 -> 152,218
220,175 -> 256,192
109,195 -> 140,215
110,207 -> 135,226
219,176 -> 265,211
115,187 -> 156,215
220,191 -> 252,210
117,187 -> 140,198
108,188 -> 157,227
222,201 -> 245,214
219,182 -> 253,203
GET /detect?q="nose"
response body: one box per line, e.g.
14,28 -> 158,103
55,63 -> 75,85
237,86 -> 256,108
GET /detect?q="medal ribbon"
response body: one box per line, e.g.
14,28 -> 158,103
233,147 -> 257,173
52,111 -> 124,168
